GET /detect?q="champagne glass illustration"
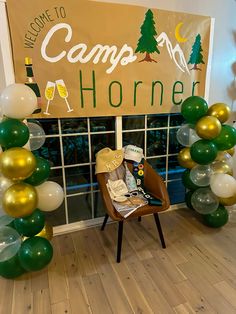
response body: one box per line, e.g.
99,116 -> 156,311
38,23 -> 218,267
56,79 -> 74,112
44,81 -> 55,115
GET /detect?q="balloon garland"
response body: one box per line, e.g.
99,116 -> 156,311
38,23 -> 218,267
178,96 -> 236,228
0,83 -> 64,279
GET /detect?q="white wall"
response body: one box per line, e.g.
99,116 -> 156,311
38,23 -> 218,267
1,0 -> 236,113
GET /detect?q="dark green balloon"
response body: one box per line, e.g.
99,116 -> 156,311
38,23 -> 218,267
202,204 -> 228,228
0,118 -> 29,149
185,190 -> 195,210
18,237 -> 53,272
181,96 -> 208,123
182,169 -> 199,190
212,125 -> 236,150
14,209 -> 45,237
24,157 -> 51,186
0,254 -> 25,279
190,140 -> 218,165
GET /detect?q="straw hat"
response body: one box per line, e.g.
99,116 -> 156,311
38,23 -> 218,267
95,148 -> 124,174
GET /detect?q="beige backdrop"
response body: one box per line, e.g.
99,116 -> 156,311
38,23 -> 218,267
7,0 -> 211,118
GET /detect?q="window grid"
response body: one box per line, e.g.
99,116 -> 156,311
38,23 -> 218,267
31,114 -> 184,227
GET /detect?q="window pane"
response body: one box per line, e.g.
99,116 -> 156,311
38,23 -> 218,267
91,133 -> 115,161
167,180 -> 185,204
90,117 -> 115,132
27,119 -> 59,135
122,115 -> 145,130
147,157 -> 166,180
34,137 -> 61,167
168,155 -> 185,180
170,114 -> 185,126
147,114 -> 168,128
63,135 -> 89,165
123,131 -> 144,148
65,166 -> 91,194
61,118 -> 88,134
67,194 -> 92,222
169,129 -> 184,154
44,201 -> 66,227
49,168 -> 63,186
147,130 -> 167,156
94,192 -> 106,218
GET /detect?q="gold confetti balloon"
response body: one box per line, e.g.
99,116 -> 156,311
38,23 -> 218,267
218,194 -> 236,206
208,103 -> 231,123
177,148 -> 197,169
0,147 -> 36,181
225,147 -> 235,156
211,160 -> 233,176
2,183 -> 37,218
36,222 -> 53,241
195,116 -> 221,140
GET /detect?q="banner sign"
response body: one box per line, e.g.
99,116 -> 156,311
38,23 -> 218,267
6,0 -> 212,118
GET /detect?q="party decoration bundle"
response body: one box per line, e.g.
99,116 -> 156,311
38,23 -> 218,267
0,84 -> 64,279
177,96 -> 236,228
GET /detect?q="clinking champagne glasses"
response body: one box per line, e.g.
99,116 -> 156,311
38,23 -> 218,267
55,79 -> 73,112
44,81 -> 55,115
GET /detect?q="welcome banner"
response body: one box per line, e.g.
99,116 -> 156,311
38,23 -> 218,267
6,0 -> 212,118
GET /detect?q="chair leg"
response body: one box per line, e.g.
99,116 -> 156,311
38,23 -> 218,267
138,216 -> 142,222
101,214 -> 109,231
117,221 -> 123,263
153,213 -> 166,249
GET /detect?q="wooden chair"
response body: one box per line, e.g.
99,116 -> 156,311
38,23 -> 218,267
96,160 -> 170,262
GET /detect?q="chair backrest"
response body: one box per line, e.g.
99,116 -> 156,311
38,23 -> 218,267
97,160 -> 170,220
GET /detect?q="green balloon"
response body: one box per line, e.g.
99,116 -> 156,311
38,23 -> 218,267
185,190 -> 195,210
202,204 -> 228,228
14,209 -> 45,237
212,125 -> 236,150
190,140 -> 218,165
181,96 -> 208,123
24,157 -> 51,186
182,169 -> 199,190
0,254 -> 25,279
18,237 -> 53,272
0,118 -> 29,149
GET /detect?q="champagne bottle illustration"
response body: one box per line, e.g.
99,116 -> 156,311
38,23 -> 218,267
25,57 -> 42,114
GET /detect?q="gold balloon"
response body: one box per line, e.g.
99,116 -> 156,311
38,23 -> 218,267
36,222 -> 53,241
225,147 -> 235,156
208,103 -> 231,123
218,194 -> 236,206
0,147 -> 36,181
177,148 -> 197,169
2,183 -> 37,218
211,160 -> 233,175
195,116 -> 221,139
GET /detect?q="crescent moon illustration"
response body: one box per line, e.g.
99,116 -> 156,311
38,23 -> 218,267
175,22 -> 188,43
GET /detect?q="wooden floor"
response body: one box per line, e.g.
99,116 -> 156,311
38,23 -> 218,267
1,209 -> 236,314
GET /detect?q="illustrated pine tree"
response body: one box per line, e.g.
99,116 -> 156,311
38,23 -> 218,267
188,34 -> 205,71
135,9 -> 160,63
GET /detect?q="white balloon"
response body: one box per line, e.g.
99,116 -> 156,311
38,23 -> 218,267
36,181 -> 64,212
28,121 -> 46,151
210,173 -> 236,198
0,84 -> 37,119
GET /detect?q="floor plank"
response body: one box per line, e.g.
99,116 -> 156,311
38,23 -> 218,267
1,209 -> 236,314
